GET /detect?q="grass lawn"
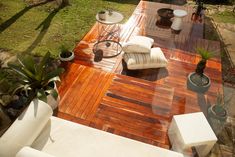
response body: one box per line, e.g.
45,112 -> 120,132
0,0 -> 139,57
212,10 -> 235,24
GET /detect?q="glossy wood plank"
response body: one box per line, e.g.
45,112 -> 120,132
58,64 -> 115,120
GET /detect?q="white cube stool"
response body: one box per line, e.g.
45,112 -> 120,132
168,112 -> 217,157
171,10 -> 187,31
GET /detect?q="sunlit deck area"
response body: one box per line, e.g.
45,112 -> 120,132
57,0 -> 222,152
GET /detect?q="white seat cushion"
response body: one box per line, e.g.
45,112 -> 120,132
16,147 -> 56,157
122,36 -> 154,53
123,47 -> 168,70
32,116 -> 183,157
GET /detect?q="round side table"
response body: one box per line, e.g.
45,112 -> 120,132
93,11 -> 124,59
171,10 -> 187,33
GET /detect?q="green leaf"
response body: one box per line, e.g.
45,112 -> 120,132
196,48 -> 213,60
8,63 -> 29,79
37,89 -> 47,103
8,61 -> 38,81
43,68 -> 64,83
48,76 -> 60,83
35,52 -> 51,81
18,55 -> 36,74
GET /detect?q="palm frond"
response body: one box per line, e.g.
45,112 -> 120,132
196,48 -> 213,60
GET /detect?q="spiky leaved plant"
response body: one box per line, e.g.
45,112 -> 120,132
195,48 -> 213,77
8,52 -> 64,103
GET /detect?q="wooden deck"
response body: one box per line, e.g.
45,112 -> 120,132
57,1 -> 223,150
73,1 -> 221,72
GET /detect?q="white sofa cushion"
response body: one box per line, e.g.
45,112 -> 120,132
32,116 -> 183,157
0,99 -> 53,157
123,47 -> 168,70
122,36 -> 154,53
16,147 -> 55,157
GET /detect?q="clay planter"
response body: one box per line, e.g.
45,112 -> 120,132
187,72 -> 211,93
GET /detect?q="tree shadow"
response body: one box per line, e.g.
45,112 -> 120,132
22,6 -> 63,54
0,0 -> 53,33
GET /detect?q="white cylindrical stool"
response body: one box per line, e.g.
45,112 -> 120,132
171,10 -> 187,32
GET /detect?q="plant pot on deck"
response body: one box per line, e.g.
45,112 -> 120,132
59,51 -> 74,62
208,105 -> 227,122
207,105 -> 227,136
187,72 -> 211,93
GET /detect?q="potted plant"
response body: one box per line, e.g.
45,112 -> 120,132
207,91 -> 231,136
59,45 -> 74,62
187,48 -> 213,93
98,10 -> 106,20
208,92 -> 227,122
7,52 -> 64,110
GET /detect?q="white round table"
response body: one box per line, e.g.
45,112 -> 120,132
171,10 -> 187,31
94,11 -> 124,59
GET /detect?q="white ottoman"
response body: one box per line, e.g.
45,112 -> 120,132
171,10 -> 187,31
168,112 -> 217,157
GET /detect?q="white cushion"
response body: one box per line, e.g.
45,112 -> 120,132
0,99 -> 53,157
123,47 -> 168,70
32,116 -> 183,157
16,147 -> 55,157
122,36 -> 154,53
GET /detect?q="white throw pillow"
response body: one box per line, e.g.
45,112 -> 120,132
123,47 -> 168,70
16,147 -> 56,157
0,99 -> 53,157
122,36 -> 154,53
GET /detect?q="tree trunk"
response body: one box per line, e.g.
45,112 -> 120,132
56,0 -> 69,7
62,0 -> 69,6
195,59 -> 206,77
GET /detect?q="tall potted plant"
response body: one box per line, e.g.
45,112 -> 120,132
7,52 -> 64,110
187,48 -> 213,93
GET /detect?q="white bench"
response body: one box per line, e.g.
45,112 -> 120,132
0,99 -> 183,157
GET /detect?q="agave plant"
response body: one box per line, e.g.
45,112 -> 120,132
195,48 -> 213,77
7,52 -> 64,103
